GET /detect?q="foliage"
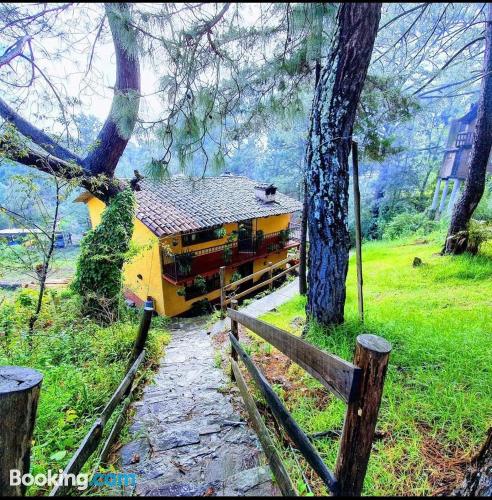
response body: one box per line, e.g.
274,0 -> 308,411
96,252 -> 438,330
193,274 -> 207,294
279,228 -> 291,247
230,271 -> 242,284
71,189 -> 135,323
175,252 -> 193,276
223,243 -> 233,265
382,211 -> 439,240
214,226 -> 227,239
256,229 -> 264,248
447,219 -> 492,255
258,237 -> 492,495
0,287 -> 170,495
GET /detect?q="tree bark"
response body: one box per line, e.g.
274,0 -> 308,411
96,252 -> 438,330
0,367 -> 43,496
445,4 -> 492,255
453,427 -> 492,496
305,3 -> 381,326
299,178 -> 308,295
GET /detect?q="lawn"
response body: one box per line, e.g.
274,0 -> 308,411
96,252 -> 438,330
252,234 -> 492,496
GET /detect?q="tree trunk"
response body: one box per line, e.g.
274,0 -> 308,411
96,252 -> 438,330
299,178 -> 308,295
453,427 -> 492,496
305,3 -> 381,326
0,367 -> 43,496
445,4 -> 492,254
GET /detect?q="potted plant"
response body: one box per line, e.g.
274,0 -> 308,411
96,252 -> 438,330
214,227 -> 227,239
256,229 -> 264,250
176,252 -> 193,277
279,228 -> 290,248
193,275 -> 207,294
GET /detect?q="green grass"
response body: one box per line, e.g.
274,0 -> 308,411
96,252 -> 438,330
0,288 -> 170,495
258,235 -> 492,496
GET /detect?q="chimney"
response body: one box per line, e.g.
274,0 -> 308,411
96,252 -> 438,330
254,183 -> 277,203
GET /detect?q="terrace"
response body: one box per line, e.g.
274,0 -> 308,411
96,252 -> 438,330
162,226 -> 301,283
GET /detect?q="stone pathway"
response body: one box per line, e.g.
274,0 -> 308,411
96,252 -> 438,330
119,280 -> 299,496
119,319 -> 278,496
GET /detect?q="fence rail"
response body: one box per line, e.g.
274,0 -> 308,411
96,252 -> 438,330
48,298 -> 155,496
0,297 -> 155,497
227,302 -> 391,496
220,256 -> 299,315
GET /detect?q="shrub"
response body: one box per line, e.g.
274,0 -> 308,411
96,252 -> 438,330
383,212 -> 438,240
72,189 -> 136,323
447,219 -> 492,255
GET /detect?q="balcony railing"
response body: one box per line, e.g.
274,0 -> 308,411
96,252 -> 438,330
455,131 -> 473,148
162,227 -> 300,282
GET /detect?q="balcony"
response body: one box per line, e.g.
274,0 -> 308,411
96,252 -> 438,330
162,227 -> 300,283
455,131 -> 473,148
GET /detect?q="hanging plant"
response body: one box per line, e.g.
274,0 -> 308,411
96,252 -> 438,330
223,243 -> 233,264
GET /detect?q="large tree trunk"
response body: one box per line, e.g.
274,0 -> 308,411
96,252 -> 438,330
305,3 -> 381,326
445,4 -> 492,255
453,428 -> 492,496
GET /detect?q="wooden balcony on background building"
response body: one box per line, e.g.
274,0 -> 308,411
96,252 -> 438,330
162,226 -> 301,283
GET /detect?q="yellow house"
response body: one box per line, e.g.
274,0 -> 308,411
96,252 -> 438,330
76,174 -> 302,317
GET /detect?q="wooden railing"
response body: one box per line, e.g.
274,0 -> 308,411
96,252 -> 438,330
48,297 -> 156,496
455,131 -> 473,148
162,228 -> 300,282
219,256 -> 299,316
227,302 -> 391,496
0,297 -> 156,497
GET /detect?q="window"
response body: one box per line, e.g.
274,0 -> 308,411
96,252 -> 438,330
184,273 -> 221,301
182,225 -> 224,247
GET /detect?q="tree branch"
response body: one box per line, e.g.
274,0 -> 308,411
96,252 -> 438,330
0,97 -> 82,163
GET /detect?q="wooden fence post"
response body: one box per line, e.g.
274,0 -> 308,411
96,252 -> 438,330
352,140 -> 364,322
268,261 -> 273,290
128,297 -> 154,371
230,299 -> 238,381
0,366 -> 43,496
335,334 -> 391,496
219,266 -> 226,318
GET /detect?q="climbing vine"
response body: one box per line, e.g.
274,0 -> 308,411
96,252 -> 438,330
72,189 -> 136,323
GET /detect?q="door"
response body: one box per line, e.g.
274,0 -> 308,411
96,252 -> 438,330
238,219 -> 254,252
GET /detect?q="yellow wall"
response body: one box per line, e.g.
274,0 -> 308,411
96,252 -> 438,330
83,197 -> 294,317
84,196 -> 166,315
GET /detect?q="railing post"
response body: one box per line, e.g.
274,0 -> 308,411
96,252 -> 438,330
335,334 -> 391,496
268,261 -> 273,290
230,299 -> 238,381
128,297 -> 154,371
219,266 -> 226,318
0,366 -> 43,496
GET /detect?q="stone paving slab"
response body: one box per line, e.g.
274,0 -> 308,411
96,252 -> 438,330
119,318 -> 280,496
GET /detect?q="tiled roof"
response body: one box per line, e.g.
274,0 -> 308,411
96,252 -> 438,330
134,175 -> 302,237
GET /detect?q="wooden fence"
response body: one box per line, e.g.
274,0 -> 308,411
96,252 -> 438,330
220,256 -> 299,316
0,297 -> 155,497
227,300 -> 391,496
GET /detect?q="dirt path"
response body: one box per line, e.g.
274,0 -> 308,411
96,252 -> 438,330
119,317 -> 279,496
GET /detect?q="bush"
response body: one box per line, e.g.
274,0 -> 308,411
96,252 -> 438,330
383,212 -> 438,240
72,189 -> 135,323
0,287 -> 170,495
